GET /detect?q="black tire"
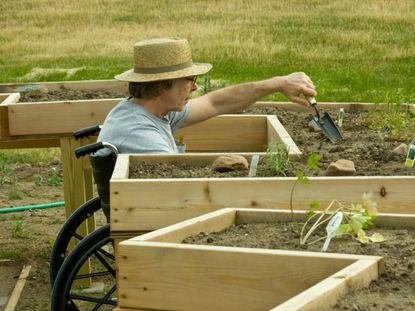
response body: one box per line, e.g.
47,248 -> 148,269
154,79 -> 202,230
50,197 -> 102,286
51,224 -> 116,311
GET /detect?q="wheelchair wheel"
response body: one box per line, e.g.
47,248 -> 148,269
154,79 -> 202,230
50,197 -> 102,286
51,224 -> 116,311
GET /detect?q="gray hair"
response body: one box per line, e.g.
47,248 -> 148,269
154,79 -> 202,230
128,80 -> 175,99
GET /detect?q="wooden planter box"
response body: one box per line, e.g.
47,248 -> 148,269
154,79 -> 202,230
110,154 -> 415,235
114,208 -> 415,311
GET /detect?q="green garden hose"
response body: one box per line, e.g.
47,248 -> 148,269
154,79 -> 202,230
0,201 -> 64,213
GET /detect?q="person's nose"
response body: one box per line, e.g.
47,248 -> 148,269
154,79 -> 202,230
191,82 -> 198,92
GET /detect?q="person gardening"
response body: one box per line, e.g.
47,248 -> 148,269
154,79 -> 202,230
95,37 -> 317,155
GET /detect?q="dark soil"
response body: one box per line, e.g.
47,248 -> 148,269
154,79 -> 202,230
130,107 -> 414,178
183,221 -> 415,311
18,89 -> 126,102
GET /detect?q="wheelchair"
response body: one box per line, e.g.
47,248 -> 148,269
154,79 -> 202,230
50,126 -> 119,310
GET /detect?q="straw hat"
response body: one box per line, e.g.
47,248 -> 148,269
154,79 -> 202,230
115,38 -> 212,82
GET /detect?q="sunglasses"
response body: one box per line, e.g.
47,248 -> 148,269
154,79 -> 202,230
185,76 -> 198,84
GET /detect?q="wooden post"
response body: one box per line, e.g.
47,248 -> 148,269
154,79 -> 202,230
60,136 -> 95,286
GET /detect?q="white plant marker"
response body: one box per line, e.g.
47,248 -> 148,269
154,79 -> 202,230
321,212 -> 343,252
248,155 -> 260,177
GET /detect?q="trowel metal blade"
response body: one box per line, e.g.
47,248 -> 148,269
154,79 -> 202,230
320,112 -> 343,143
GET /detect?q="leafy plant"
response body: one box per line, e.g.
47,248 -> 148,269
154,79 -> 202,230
13,219 -> 31,239
0,249 -> 24,260
34,169 -> 62,186
300,193 -> 385,247
265,142 -> 292,176
0,175 -> 13,185
360,103 -> 415,141
8,189 -> 24,200
46,169 -> 62,186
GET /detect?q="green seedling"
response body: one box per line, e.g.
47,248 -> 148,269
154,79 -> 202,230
47,169 -> 62,186
265,142 -> 291,176
0,249 -> 24,260
34,169 -> 62,186
8,189 -> 24,200
13,219 -> 31,239
361,103 -> 415,141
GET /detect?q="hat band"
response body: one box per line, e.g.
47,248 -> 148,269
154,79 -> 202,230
134,61 -> 193,74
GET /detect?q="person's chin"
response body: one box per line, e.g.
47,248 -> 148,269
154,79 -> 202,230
174,105 -> 185,112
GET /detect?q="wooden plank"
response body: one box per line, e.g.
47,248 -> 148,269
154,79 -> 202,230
258,101 -> 415,112
175,115 -> 267,152
111,154 -> 130,179
274,259 -> 379,311
0,93 -> 20,105
235,208 -> 415,229
116,208 -> 385,310
110,175 -> 415,232
118,242 -> 364,311
60,137 -> 95,239
0,137 -> 59,149
0,104 -> 10,137
4,265 -> 31,311
0,93 -> 18,137
267,115 -> 302,160
129,208 -> 237,243
8,99 -> 119,136
8,107 -> 271,154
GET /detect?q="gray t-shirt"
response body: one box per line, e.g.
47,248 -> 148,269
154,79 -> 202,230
94,98 -> 190,156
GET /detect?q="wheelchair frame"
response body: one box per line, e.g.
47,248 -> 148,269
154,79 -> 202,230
50,126 -> 118,310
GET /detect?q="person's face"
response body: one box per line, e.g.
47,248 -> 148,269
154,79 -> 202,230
165,76 -> 198,112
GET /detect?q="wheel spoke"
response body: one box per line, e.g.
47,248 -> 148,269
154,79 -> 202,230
93,249 -> 116,277
68,294 -> 117,306
91,285 -> 117,311
73,270 -> 113,280
96,246 -> 115,260
70,230 -> 85,241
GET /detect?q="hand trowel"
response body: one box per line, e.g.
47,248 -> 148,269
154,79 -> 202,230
308,97 -> 343,143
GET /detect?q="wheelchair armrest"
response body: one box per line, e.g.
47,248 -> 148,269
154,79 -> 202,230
75,142 -> 104,158
73,125 -> 102,140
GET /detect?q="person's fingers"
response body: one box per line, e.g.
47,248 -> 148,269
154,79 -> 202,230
300,85 -> 317,97
289,95 -> 310,107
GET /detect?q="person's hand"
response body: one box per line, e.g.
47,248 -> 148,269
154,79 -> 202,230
278,72 -> 317,107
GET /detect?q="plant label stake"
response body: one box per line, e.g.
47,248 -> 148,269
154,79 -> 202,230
405,139 -> 415,168
338,108 -> 345,127
321,212 -> 343,252
248,154 -> 260,177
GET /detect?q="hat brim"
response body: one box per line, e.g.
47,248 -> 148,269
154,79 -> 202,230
115,62 -> 212,82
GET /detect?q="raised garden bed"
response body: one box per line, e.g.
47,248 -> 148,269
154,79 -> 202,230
115,208 -> 415,311
110,153 -> 414,235
111,102 -> 414,234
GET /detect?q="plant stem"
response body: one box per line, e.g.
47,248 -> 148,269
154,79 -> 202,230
289,179 -> 298,223
300,200 -> 343,245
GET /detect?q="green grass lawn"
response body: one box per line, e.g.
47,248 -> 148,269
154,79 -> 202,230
0,0 -> 414,103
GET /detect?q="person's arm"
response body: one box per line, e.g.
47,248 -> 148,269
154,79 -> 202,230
184,72 -> 316,126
